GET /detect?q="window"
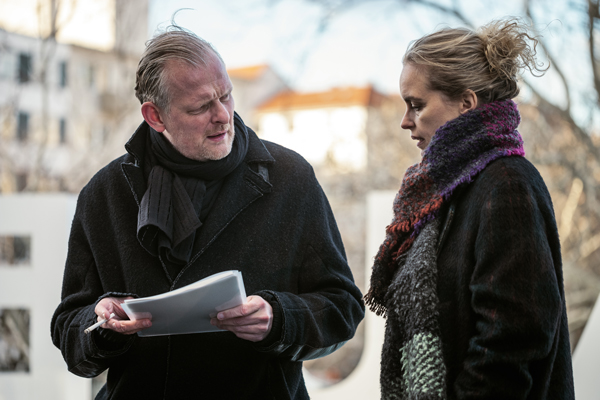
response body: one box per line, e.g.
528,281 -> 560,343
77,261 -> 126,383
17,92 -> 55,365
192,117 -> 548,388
59,118 -> 67,144
15,173 -> 27,192
17,53 -> 32,83
0,309 -> 30,372
59,61 -> 68,88
16,112 -> 29,141
101,124 -> 110,144
0,235 -> 31,266
88,64 -> 95,88
0,53 -> 16,80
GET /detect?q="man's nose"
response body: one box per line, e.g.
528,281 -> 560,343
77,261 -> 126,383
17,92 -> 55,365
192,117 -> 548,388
212,100 -> 230,124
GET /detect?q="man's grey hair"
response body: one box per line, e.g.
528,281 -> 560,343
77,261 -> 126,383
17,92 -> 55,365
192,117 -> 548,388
135,25 -> 224,113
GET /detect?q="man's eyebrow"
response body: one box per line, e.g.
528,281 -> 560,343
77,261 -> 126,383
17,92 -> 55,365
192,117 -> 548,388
194,86 -> 233,103
193,93 -> 214,103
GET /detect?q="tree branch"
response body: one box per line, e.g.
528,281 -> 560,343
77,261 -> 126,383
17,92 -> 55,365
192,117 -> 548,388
404,0 -> 474,28
524,76 -> 600,163
524,0 -> 571,112
587,0 -> 600,107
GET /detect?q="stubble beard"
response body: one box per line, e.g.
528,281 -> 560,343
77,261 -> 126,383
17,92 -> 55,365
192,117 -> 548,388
198,124 -> 235,161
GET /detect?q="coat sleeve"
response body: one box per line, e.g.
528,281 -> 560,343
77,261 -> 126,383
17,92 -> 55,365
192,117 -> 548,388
454,166 -> 564,398
50,192 -> 135,378
253,176 -> 365,361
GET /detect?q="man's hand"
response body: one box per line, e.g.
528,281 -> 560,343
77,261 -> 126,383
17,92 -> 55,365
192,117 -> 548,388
94,297 -> 152,335
210,295 -> 273,342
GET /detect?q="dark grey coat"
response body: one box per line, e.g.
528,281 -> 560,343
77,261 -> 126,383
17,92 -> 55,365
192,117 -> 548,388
51,122 -> 365,400
437,156 -> 574,399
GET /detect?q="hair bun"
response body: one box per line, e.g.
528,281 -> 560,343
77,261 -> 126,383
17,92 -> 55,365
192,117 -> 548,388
402,17 -> 547,103
479,18 -> 547,83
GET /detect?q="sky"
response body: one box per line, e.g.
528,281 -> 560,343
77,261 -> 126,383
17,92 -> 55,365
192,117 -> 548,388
0,0 -> 586,122
147,0 -> 587,114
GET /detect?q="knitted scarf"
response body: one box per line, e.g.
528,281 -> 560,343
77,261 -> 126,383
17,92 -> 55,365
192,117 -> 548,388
366,99 -> 524,400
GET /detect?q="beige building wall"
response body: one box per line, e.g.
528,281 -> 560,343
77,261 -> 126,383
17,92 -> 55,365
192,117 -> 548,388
0,0 -> 147,193
259,106 -> 368,172
0,0 -> 115,51
0,194 -> 86,400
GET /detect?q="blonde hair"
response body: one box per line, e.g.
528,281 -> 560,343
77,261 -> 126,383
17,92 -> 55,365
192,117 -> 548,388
403,18 -> 547,103
135,26 -> 223,112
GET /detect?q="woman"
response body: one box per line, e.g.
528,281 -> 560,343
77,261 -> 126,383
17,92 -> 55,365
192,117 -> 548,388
366,19 -> 574,399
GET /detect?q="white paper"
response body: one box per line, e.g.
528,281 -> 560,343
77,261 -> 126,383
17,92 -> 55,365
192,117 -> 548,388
121,270 -> 247,337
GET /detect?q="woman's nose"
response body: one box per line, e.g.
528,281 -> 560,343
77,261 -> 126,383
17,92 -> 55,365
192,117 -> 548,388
400,111 -> 413,130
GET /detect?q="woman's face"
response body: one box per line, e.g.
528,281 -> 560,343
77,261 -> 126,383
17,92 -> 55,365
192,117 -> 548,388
399,63 -> 465,157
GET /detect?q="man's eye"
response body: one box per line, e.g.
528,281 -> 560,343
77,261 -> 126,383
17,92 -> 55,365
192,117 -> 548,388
192,105 -> 209,114
221,93 -> 230,101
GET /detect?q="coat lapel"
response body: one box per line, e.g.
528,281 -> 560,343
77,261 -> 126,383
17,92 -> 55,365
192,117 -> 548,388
121,122 -> 150,207
190,165 -> 269,257
185,130 -> 274,267
119,121 -> 275,285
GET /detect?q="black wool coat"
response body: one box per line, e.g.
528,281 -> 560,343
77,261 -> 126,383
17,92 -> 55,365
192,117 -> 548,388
51,122 -> 365,400
436,156 -> 574,399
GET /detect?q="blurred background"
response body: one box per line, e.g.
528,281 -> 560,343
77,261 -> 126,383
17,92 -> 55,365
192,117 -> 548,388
1,0 -> 599,398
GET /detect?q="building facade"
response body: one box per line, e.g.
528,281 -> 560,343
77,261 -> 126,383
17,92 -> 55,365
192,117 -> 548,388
0,0 -> 147,193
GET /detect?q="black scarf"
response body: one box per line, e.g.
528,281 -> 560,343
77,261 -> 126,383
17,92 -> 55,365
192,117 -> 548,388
137,112 -> 249,270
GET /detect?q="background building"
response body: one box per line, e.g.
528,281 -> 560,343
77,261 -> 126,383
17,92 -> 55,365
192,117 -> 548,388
0,0 -> 146,193
227,64 -> 289,128
0,1 -> 148,399
2,0 -> 599,398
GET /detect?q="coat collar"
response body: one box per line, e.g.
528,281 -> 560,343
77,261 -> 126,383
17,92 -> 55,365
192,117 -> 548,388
121,119 -> 275,286
121,121 -> 150,207
121,119 -> 275,205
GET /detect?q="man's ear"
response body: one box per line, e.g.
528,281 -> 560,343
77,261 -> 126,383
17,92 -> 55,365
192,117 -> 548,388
460,89 -> 478,114
141,102 -> 166,132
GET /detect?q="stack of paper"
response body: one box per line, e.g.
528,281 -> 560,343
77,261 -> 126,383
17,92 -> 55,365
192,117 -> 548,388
121,270 -> 246,337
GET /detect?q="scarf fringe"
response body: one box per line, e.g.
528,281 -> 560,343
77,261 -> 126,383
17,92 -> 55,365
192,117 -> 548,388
364,289 -> 387,317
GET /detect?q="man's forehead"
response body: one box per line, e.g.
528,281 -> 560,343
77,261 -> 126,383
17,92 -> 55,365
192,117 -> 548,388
161,58 -> 232,106
165,57 -> 230,87
165,53 -> 223,75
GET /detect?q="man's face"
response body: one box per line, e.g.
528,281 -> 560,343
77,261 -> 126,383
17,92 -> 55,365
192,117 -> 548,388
159,55 -> 235,162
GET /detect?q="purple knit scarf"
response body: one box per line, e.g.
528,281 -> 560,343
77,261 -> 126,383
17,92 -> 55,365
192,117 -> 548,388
365,99 -> 525,315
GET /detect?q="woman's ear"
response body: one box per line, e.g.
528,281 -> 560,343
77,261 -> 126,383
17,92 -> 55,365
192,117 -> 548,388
141,102 -> 167,132
460,89 -> 478,114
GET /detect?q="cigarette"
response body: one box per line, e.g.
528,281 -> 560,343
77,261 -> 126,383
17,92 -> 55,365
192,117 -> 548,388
84,313 -> 115,334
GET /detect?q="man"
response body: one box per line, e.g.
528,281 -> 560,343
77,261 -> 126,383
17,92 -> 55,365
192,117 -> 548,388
51,27 -> 364,399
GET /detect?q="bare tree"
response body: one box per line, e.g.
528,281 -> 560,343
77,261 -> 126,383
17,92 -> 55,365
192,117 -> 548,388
0,0 -> 141,194
0,0 -> 75,192
299,0 -> 600,349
